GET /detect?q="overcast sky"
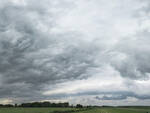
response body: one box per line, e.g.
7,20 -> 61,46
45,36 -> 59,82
0,0 -> 150,106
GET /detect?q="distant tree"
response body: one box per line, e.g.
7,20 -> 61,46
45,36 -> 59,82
4,104 -> 14,107
0,104 -> 4,107
15,104 -> 18,107
19,101 -> 69,108
62,102 -> 69,107
76,104 -> 83,108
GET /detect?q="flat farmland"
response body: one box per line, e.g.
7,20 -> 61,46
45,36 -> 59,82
0,107 -> 150,113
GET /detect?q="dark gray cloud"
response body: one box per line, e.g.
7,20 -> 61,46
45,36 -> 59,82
0,0 -> 150,105
0,0 -> 100,103
95,92 -> 150,100
110,31 -> 150,80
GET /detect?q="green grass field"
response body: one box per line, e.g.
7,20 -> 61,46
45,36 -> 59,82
0,107 -> 150,113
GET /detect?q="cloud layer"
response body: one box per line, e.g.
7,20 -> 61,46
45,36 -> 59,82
0,0 -> 150,105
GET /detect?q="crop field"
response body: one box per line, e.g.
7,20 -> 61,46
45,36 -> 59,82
0,107 -> 150,113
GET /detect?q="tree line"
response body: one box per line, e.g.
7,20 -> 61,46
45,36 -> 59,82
0,102 -> 84,108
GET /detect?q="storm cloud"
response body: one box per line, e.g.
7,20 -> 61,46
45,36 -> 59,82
0,0 -> 150,105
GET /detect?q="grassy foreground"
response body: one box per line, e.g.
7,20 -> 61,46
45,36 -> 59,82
0,107 -> 150,113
